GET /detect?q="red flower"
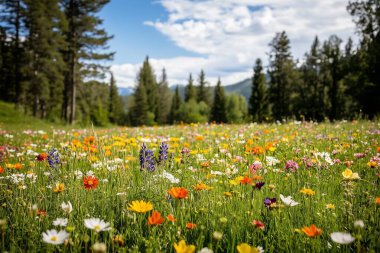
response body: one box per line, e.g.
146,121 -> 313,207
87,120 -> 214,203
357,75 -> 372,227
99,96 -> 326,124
186,222 -> 197,229
252,220 -> 265,230
148,211 -> 165,226
37,209 -> 47,216
36,153 -> 48,161
240,176 -> 252,185
167,214 -> 177,222
83,175 -> 99,190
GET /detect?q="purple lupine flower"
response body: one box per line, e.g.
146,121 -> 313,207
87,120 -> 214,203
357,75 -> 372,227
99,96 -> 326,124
285,160 -> 299,172
47,148 -> 60,169
264,197 -> 277,208
139,143 -> 156,172
158,142 -> 169,165
255,181 -> 265,190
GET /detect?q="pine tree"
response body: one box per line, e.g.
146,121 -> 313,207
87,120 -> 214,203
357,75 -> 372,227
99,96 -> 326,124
130,82 -> 148,126
169,86 -> 182,124
268,31 -> 298,120
0,0 -> 26,105
297,36 -> 327,120
108,72 -> 123,124
156,68 -> 172,124
211,78 -> 227,123
23,0 -> 66,119
184,73 -> 196,102
138,56 -> 158,121
197,69 -> 211,106
249,58 -> 268,122
61,0 -> 114,124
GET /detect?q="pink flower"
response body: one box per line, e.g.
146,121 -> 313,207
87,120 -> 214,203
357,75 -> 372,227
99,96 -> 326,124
285,160 -> 298,172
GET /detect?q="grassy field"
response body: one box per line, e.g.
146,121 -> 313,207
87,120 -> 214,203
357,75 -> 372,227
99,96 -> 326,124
0,119 -> 379,252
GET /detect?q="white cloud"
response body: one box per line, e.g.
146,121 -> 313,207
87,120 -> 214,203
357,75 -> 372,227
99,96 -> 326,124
112,0 -> 356,88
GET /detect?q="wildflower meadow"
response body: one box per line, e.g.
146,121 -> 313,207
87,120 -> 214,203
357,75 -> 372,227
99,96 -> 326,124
0,121 -> 380,252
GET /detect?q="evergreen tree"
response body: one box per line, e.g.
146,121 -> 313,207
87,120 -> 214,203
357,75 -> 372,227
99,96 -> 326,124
169,86 -> 182,124
184,73 -> 196,102
321,35 -> 344,120
268,31 -> 298,120
249,58 -> 268,122
108,72 -> 123,124
197,69 -> 211,106
23,0 -> 66,119
156,68 -> 172,124
211,78 -> 227,123
61,0 -> 114,124
0,0 -> 26,105
347,0 -> 380,117
138,56 -> 158,121
297,36 -> 328,120
130,82 -> 148,126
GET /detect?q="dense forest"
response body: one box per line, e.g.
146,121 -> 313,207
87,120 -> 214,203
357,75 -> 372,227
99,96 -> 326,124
0,0 -> 379,126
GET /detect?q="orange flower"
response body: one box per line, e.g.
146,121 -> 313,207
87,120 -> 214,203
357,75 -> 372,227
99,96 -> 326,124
192,182 -> 212,191
0,166 -> 3,173
83,175 -> 99,190
252,175 -> 263,181
148,211 -> 165,226
36,153 -> 48,161
302,224 -> 322,237
168,187 -> 189,199
186,222 -> 197,229
14,163 -> 22,170
239,176 -> 252,185
250,146 -> 264,155
200,161 -> 210,168
167,214 -> 177,222
37,209 -> 47,216
375,197 -> 380,205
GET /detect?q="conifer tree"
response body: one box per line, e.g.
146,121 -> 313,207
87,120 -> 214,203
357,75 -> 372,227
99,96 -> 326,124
108,72 -> 123,124
211,78 -> 227,123
23,0 -> 66,119
130,82 -> 148,126
268,31 -> 298,120
156,68 -> 172,124
138,56 -> 158,121
249,58 -> 268,122
169,86 -> 182,124
61,0 -> 114,124
197,69 -> 211,106
184,73 -> 196,102
0,0 -> 26,105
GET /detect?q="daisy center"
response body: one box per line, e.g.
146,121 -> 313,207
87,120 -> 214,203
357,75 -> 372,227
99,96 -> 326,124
94,225 -> 101,230
51,236 -> 57,241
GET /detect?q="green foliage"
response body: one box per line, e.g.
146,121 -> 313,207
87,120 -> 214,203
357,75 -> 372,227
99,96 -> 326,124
178,99 -> 209,123
184,73 -> 197,102
156,68 -> 173,124
197,70 -> 211,107
108,73 -> 124,124
211,78 -> 227,123
249,58 -> 268,122
130,82 -> 149,126
226,93 -> 247,123
169,86 -> 182,124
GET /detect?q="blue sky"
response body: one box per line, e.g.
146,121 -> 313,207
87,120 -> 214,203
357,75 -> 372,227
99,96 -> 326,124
100,0 -> 357,88
99,0 -> 200,65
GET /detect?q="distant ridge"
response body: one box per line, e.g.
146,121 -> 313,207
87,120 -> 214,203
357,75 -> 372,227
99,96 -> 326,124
119,77 -> 253,101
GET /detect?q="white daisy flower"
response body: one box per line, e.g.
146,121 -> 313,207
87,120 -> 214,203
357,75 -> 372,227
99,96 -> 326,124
84,218 -> 111,232
53,218 -> 68,227
61,201 -> 73,214
280,194 -> 299,206
42,229 -> 70,245
330,232 -> 355,244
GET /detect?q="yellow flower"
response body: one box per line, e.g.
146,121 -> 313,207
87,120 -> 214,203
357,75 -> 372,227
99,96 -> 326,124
173,240 -> 195,253
300,188 -> 315,196
326,204 -> 335,209
192,182 -> 212,191
229,176 -> 244,186
224,191 -> 232,197
237,243 -> 259,253
127,200 -> 153,213
53,183 -> 65,193
342,169 -> 360,180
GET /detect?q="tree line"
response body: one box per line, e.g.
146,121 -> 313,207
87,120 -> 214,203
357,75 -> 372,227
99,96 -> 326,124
1,0 -> 379,126
0,0 -> 123,126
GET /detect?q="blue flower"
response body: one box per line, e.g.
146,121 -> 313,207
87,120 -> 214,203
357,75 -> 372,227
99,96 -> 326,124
158,142 -> 169,165
47,149 -> 60,169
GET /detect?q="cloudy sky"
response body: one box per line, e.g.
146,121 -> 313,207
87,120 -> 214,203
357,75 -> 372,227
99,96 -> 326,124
100,0 -> 357,88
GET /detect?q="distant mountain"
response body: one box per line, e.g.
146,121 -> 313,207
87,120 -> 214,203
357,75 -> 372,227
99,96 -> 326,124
118,87 -> 134,96
169,78 -> 252,102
